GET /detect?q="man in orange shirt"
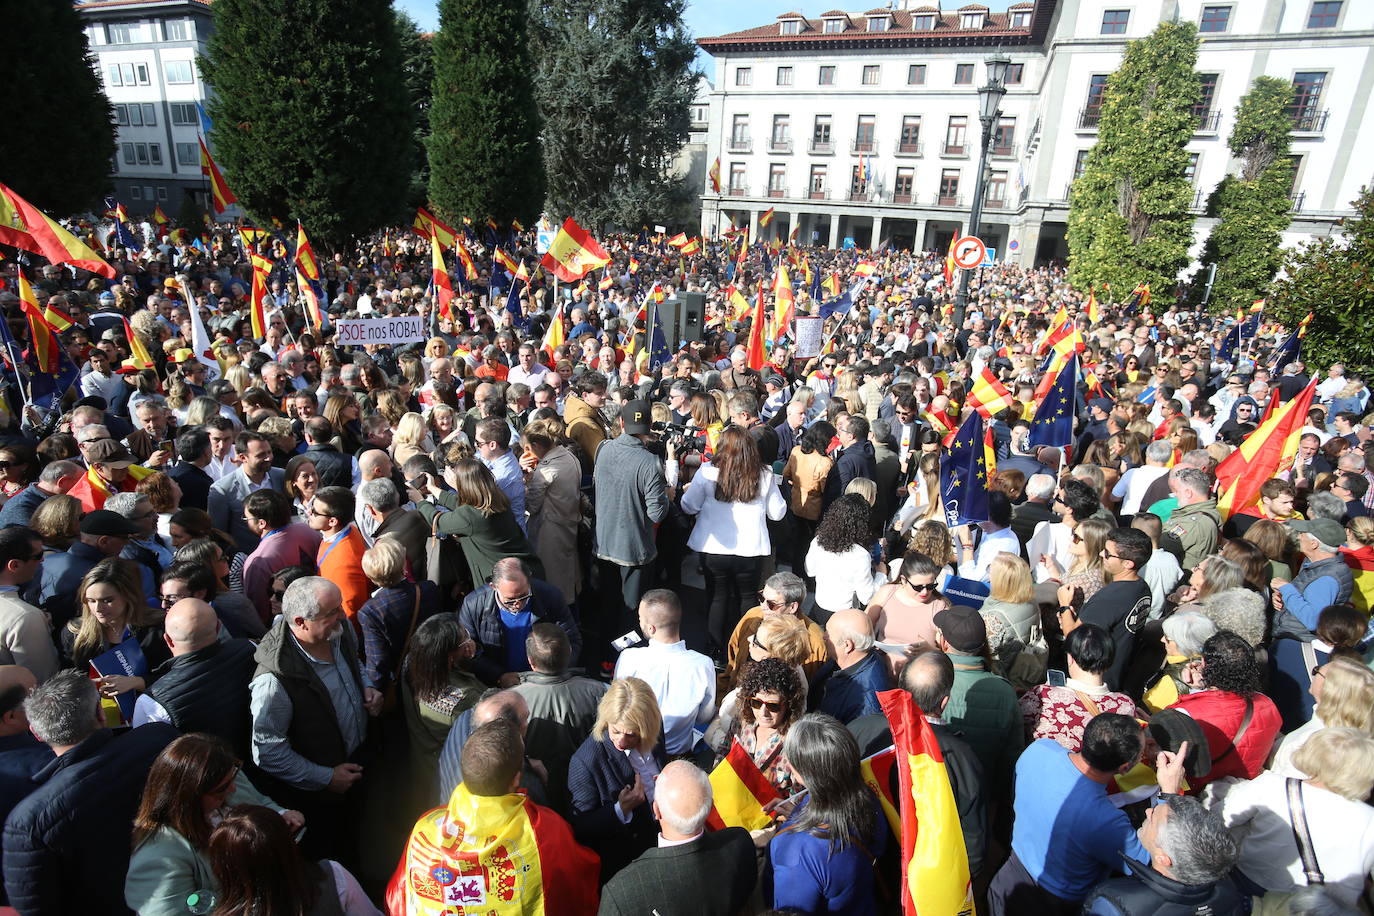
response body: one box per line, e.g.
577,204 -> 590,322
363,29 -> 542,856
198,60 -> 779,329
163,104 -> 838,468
473,345 -> 509,382
306,485 -> 373,623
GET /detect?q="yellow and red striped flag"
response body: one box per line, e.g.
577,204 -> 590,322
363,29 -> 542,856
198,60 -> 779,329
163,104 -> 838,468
512,217 -> 524,232
453,242 -> 478,281
680,237 -> 701,256
854,261 -> 877,277
878,688 -> 976,916
431,241 -> 454,321
540,218 -> 610,282
119,316 -> 156,373
386,783 -> 600,916
666,232 -> 688,249
540,305 -> 565,361
745,285 -> 767,371
197,137 -> 237,215
248,251 -> 273,339
0,181 -> 115,277
966,366 -> 1016,419
943,234 -> 958,287
17,272 -> 61,374
493,248 -> 520,276
598,274 -> 614,292
513,261 -> 530,285
1085,285 -> 1100,324
725,284 -> 751,321
773,263 -> 795,340
414,208 -> 457,248
294,222 -> 324,330
759,208 -> 776,228
708,157 -> 721,193
152,205 -> 169,226
859,746 -> 902,836
628,258 -> 640,275
706,740 -> 781,832
1215,378 -> 1318,519
822,272 -> 840,298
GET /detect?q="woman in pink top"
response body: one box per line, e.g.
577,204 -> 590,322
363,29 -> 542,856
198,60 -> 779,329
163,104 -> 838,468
866,552 -> 950,674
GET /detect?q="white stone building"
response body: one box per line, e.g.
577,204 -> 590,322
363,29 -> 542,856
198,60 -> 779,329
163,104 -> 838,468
696,0 -> 1374,266
76,0 -> 220,217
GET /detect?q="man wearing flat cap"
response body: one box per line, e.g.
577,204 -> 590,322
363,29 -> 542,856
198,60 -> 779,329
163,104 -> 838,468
67,439 -> 153,512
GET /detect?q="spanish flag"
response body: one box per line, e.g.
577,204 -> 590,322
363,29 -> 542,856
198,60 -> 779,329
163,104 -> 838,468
773,263 -> 795,339
943,234 -> 958,287
667,232 -> 688,249
726,284 -> 751,320
1085,285 -> 1100,324
18,272 -> 61,374
966,366 -> 1016,420
540,218 -> 610,282
707,739 -> 781,832
0,182 -> 115,278
709,157 -> 721,193
248,252 -> 273,339
197,137 -> 237,215
512,217 -> 524,232
414,207 -> 457,248
387,784 -> 600,916
878,688 -> 976,916
454,242 -> 478,281
822,272 -> 840,298
1215,378 -> 1318,519
493,248 -> 520,276
759,208 -> 776,228
541,305 -> 565,361
294,222 -> 325,330
745,284 -> 767,371
431,240 -> 454,321
119,316 -> 156,373
854,261 -> 877,277
628,258 -> 640,275
152,205 -> 169,226
859,746 -> 902,835
680,237 -> 701,256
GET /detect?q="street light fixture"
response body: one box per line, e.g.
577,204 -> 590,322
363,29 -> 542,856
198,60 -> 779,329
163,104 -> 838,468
952,50 -> 1012,330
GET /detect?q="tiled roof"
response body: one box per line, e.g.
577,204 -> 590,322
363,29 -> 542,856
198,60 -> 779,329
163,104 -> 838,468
699,6 -> 1032,46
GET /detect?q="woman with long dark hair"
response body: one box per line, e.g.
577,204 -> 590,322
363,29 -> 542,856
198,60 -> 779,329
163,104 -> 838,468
401,613 -> 482,801
416,457 -> 543,586
807,494 -> 884,623
763,713 -> 885,913
125,734 -> 299,916
206,805 -> 379,916
681,425 -> 787,658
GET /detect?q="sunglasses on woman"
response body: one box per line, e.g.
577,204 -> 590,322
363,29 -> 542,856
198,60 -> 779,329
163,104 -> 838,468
904,580 -> 938,593
746,696 -> 784,714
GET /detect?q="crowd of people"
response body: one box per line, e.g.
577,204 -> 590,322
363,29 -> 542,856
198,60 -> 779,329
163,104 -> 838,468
0,219 -> 1369,916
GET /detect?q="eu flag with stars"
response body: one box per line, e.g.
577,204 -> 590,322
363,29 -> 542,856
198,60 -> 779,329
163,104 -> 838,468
1028,352 -> 1079,449
939,410 -> 993,527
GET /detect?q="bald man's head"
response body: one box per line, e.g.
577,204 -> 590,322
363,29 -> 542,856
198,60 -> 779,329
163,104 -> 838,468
654,761 -> 713,840
358,448 -> 392,481
825,608 -> 875,665
0,665 -> 36,734
473,689 -> 530,736
164,598 -> 219,655
899,650 -> 955,717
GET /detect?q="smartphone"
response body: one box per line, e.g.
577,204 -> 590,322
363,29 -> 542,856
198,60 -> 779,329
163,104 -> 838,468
1047,669 -> 1067,688
158,440 -> 173,452
406,473 -> 430,490
611,630 -> 643,652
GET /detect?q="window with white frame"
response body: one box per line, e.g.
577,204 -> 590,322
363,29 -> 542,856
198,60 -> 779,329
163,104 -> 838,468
1010,10 -> 1032,27
960,11 -> 985,28
867,15 -> 889,31
908,64 -> 926,85
170,103 -> 197,125
913,14 -> 935,30
862,65 -> 880,86
176,142 -> 198,166
776,66 -> 793,86
819,65 -> 835,85
164,19 -> 188,41
165,60 -> 194,84
735,67 -> 752,86
823,17 -> 846,33
779,18 -> 801,35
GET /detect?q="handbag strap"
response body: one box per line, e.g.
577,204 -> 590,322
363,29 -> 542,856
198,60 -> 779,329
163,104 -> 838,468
1070,689 -> 1101,719
1285,777 -> 1326,886
1211,696 -> 1254,766
399,585 -> 422,658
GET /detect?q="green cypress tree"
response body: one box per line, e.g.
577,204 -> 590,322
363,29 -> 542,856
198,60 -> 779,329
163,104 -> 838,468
198,0 -> 414,245
1067,21 -> 1200,296
530,0 -> 696,231
1270,186 -> 1374,378
427,0 -> 544,227
2,0 -> 115,214
1195,77 -> 1295,312
396,11 -> 434,203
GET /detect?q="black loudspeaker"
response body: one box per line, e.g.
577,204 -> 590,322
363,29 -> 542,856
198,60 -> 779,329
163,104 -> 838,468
678,291 -> 705,343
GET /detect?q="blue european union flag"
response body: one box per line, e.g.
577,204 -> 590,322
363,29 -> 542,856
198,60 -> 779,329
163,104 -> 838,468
1215,321 -> 1242,365
646,300 -> 671,371
1028,353 -> 1079,449
194,101 -> 213,134
939,410 -> 993,527
505,277 -> 528,332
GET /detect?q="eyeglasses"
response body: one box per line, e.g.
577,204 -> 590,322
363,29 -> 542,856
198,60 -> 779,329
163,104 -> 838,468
1101,550 -> 1122,561
1071,532 -> 1083,544
904,580 -> 938,593
1311,664 -> 1325,678
497,592 -> 531,610
758,591 -> 788,611
749,632 -> 769,653
208,764 -> 241,797
745,696 -> 784,714
161,593 -> 191,605
307,505 -> 334,518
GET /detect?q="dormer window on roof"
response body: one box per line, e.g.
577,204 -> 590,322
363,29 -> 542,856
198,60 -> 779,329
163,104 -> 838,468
1010,10 -> 1032,27
822,15 -> 848,33
777,13 -> 804,35
867,15 -> 890,31
913,13 -> 937,30
960,10 -> 987,28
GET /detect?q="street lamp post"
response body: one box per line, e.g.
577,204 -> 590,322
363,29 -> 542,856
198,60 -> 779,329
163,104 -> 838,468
952,51 -> 1012,331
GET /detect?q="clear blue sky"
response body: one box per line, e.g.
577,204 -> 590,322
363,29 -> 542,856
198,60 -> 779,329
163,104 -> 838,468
396,0 -> 1016,45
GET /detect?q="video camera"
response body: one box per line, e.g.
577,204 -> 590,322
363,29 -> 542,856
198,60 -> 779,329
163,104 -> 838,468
650,421 -> 702,456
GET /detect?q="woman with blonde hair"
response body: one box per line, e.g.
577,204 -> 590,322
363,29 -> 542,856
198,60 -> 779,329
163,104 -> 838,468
422,336 -> 449,367
833,368 -> 863,415
184,396 -> 225,429
32,493 -> 80,551
416,458 -> 541,586
1340,514 -> 1374,613
1272,655 -> 1374,778
1042,516 -> 1111,603
62,558 -> 168,704
908,518 -> 956,584
981,552 -> 1040,673
224,364 -> 252,396
568,677 -> 668,880
391,412 -> 432,468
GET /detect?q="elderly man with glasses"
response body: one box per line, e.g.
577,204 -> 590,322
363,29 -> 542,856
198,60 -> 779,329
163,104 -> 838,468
457,557 -> 581,688
721,572 -> 831,689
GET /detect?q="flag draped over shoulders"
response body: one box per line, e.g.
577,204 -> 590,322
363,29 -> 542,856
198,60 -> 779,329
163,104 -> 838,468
387,786 -> 599,916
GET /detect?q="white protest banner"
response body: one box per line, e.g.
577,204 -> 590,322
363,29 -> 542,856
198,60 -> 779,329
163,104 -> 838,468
335,315 -> 427,347
793,316 -> 824,358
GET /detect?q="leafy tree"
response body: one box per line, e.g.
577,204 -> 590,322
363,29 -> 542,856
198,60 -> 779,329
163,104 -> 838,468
1195,76 -> 1295,312
530,0 -> 697,231
199,0 -> 414,245
1270,186 -> 1374,379
2,0 -> 115,214
396,10 -> 434,202
1067,21 -> 1200,297
427,0 -> 544,226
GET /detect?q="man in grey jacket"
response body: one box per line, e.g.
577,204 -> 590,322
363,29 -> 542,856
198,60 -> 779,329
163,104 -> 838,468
593,401 -> 670,660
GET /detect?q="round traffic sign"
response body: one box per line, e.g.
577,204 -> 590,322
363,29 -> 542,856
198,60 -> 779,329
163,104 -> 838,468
951,236 -> 987,270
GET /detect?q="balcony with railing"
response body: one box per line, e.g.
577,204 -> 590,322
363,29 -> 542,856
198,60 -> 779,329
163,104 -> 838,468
936,192 -> 963,207
894,140 -> 923,157
1290,107 -> 1329,134
767,185 -> 787,198
1078,106 -> 1102,130
727,184 -> 749,197
809,139 -> 834,155
768,138 -> 793,154
808,187 -> 828,200
1290,191 -> 1307,212
893,191 -> 913,204
941,141 -> 968,158
727,136 -> 752,153
1194,109 -> 1222,133
851,138 -> 877,154
990,142 -> 1017,159
1188,188 -> 1205,211
984,196 -> 1008,209
849,188 -> 870,201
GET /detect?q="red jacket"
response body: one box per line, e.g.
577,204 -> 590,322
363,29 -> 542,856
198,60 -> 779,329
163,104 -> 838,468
1171,689 -> 1281,789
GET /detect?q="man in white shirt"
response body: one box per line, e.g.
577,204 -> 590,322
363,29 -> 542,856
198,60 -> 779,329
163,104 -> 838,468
614,590 -> 715,757
954,492 -> 1020,584
507,343 -> 550,388
78,349 -> 123,406
1316,362 -> 1348,403
1113,440 -> 1173,517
